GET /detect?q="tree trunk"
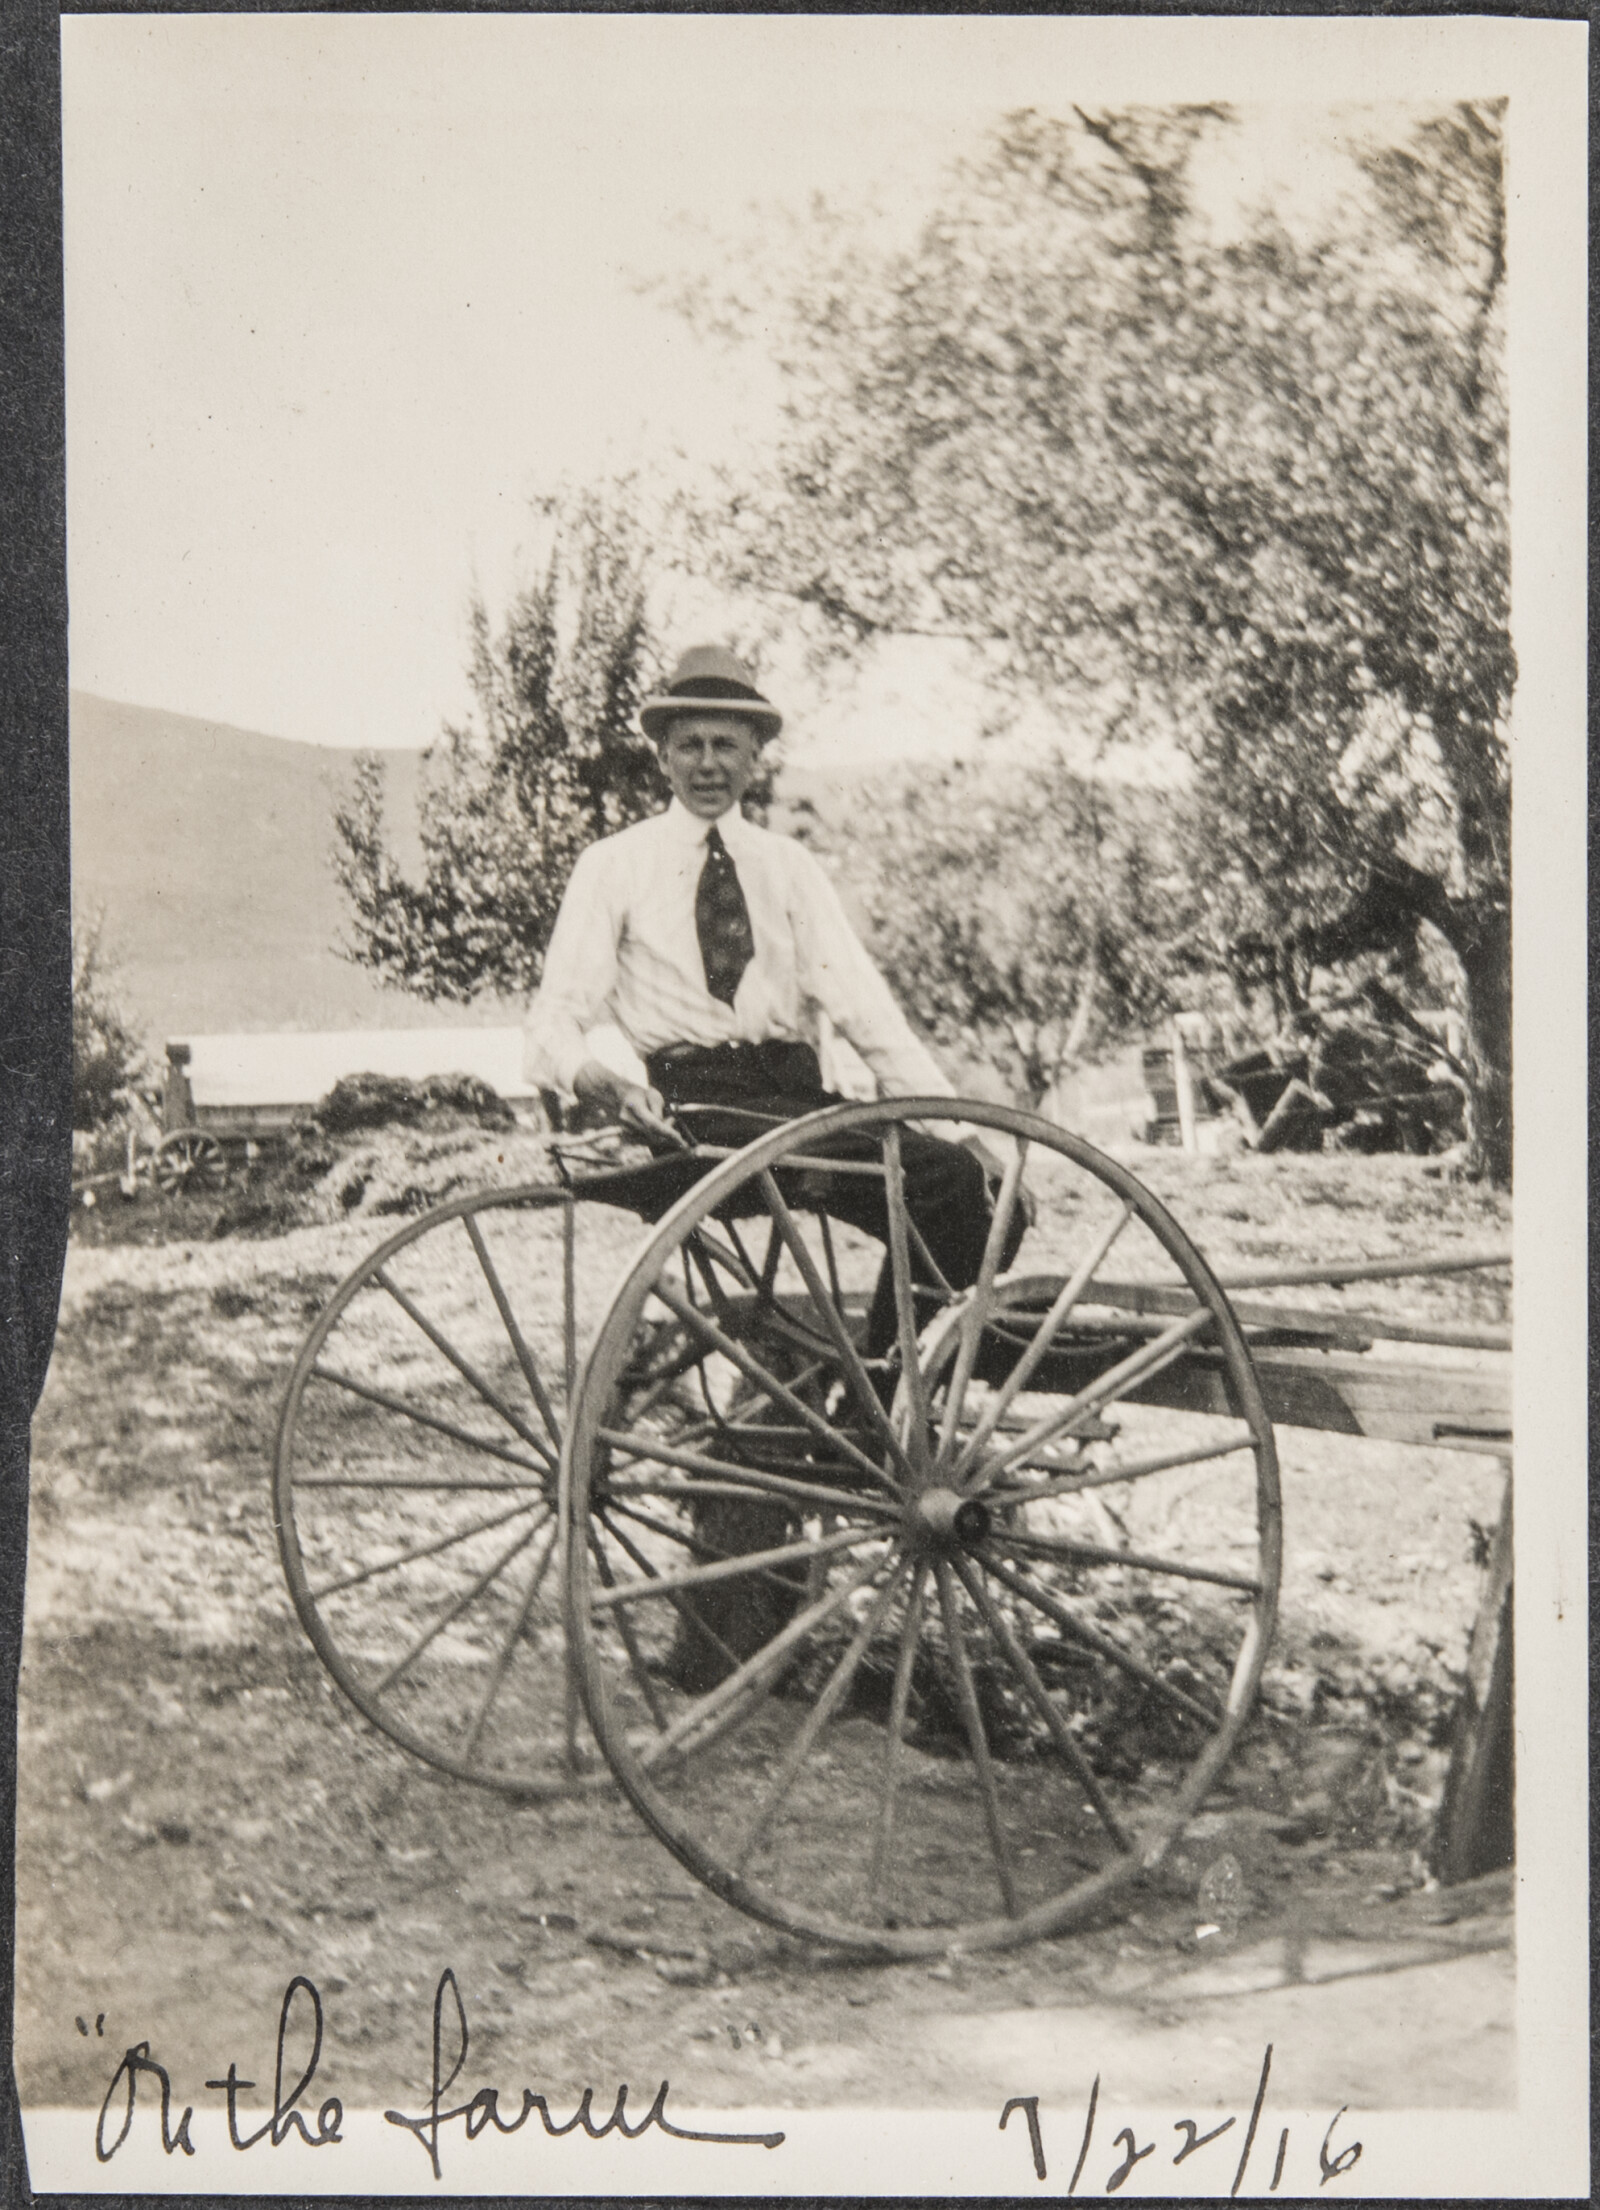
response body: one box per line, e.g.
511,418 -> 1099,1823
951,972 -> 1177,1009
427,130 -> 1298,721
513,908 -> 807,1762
1296,861 -> 1510,1187
1455,906 -> 1512,1187
1060,950 -> 1099,1065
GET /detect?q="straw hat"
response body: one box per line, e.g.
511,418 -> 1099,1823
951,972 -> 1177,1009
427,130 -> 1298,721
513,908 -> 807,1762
639,645 -> 782,743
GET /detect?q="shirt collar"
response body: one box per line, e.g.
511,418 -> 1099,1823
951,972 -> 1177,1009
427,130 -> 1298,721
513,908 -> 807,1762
663,796 -> 754,850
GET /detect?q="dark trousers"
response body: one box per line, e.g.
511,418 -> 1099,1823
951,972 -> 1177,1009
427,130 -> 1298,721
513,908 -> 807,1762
646,1038 -> 1012,1354
642,1041 -> 1021,1692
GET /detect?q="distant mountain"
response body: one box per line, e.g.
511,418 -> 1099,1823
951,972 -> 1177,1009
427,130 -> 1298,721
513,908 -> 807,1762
68,693 -> 512,1044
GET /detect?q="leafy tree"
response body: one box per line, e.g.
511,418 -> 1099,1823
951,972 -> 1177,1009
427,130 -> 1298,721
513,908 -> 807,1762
334,496 -> 669,1002
72,911 -> 146,1131
688,103 -> 1513,1176
826,753 -> 1196,1105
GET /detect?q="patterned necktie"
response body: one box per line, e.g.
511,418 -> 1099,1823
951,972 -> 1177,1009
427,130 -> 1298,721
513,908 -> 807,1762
696,823 -> 755,1006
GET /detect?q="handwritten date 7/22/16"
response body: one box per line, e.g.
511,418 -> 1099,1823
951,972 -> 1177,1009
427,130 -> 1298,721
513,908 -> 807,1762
999,2046 -> 1364,2193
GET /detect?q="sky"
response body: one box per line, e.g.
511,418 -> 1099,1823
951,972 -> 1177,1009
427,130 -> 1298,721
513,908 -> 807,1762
60,14 -> 1565,767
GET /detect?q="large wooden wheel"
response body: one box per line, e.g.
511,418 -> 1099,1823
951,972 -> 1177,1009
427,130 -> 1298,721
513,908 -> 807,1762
273,1178 -> 703,1798
562,1099 -> 1282,1956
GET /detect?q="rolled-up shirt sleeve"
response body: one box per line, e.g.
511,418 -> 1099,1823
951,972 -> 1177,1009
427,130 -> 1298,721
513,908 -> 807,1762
790,848 -> 955,1099
525,845 -> 621,1092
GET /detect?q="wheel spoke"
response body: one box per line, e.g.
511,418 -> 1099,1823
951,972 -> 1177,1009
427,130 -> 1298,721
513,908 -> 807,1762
626,1432 -> 855,1481
618,1341 -> 705,1424
902,1214 -> 955,1299
588,1524 -> 668,1732
598,1426 -> 899,1519
974,1306 -> 1215,1484
950,1554 -> 1130,1851
307,1495 -> 547,1601
709,1361 -> 834,1435
641,1279 -> 903,1495
591,1521 -> 880,1610
370,1521 -> 540,1697
816,1208 -> 845,1308
952,1202 -> 1133,1477
308,1364 -> 550,1477
597,1509 -> 746,1688
462,1213 -> 564,1445
756,1168 -> 916,1487
880,1124 -> 932,1455
375,1267 -> 556,1460
692,1220 -> 819,1357
720,1215 -> 760,1287
988,1430 -> 1254,1506
867,1562 -> 928,1913
460,1516 -> 561,1761
733,1556 -> 910,1875
993,1524 -> 1263,1595
979,1549 -> 1222,1728
603,1475 -> 834,1504
639,1549 -> 887,1765
933,1560 -> 1018,1915
600,1497 -> 716,1557
605,1496 -> 882,1609
684,1229 -> 738,1327
662,1368 -> 838,1454
936,1141 -> 1030,1466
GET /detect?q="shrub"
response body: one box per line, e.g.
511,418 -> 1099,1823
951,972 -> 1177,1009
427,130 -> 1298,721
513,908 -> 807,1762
313,1070 -> 516,1137
72,913 -> 147,1132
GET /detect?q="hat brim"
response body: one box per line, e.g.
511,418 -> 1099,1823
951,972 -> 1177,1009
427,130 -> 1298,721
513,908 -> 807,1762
641,692 -> 782,743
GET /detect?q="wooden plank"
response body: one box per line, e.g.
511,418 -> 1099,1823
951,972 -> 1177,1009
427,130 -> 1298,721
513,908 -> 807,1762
1080,1279 -> 1509,1353
1124,1345 -> 1510,1451
1218,1249 -> 1508,1290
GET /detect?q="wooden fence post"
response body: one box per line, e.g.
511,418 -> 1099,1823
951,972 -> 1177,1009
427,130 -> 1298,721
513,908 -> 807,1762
1170,1020 -> 1198,1154
1430,1470 -> 1514,1883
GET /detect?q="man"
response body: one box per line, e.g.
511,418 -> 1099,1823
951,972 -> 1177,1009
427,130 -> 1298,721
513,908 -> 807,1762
528,646 -> 1025,1688
526,643 -> 1022,1335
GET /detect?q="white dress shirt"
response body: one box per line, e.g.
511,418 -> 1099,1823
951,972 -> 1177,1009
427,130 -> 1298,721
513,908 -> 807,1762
526,799 -> 954,1101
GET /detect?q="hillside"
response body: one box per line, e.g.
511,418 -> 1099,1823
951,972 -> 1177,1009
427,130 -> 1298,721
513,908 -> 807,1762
69,693 -> 503,1043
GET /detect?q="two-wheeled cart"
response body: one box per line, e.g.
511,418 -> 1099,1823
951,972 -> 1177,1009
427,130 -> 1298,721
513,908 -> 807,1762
273,1097 -> 1508,1957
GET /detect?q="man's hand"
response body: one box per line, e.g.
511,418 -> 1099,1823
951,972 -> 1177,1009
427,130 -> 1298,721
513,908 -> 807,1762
619,1086 -> 685,1147
573,1059 -> 681,1146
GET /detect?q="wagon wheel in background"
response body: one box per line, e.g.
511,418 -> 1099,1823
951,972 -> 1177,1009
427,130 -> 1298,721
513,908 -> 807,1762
274,1179 -> 707,1798
153,1129 -> 227,1193
563,1098 -> 1282,1956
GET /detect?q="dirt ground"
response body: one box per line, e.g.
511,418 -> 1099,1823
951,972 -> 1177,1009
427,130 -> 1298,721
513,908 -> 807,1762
17,1138 -> 1513,2118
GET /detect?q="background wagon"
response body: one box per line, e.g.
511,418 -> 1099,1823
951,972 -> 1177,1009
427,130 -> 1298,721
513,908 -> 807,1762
152,1025 -> 540,1190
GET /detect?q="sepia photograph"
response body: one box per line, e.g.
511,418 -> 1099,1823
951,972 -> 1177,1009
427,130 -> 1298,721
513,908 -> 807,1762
14,12 -> 1586,2197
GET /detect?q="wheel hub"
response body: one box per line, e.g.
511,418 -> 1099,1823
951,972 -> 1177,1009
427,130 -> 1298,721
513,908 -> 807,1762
906,1485 -> 990,1552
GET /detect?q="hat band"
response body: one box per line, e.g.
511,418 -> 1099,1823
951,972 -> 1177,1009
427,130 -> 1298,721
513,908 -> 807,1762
668,674 -> 767,704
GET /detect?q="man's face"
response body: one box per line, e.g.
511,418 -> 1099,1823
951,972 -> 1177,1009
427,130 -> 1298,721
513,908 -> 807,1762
661,712 -> 761,820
